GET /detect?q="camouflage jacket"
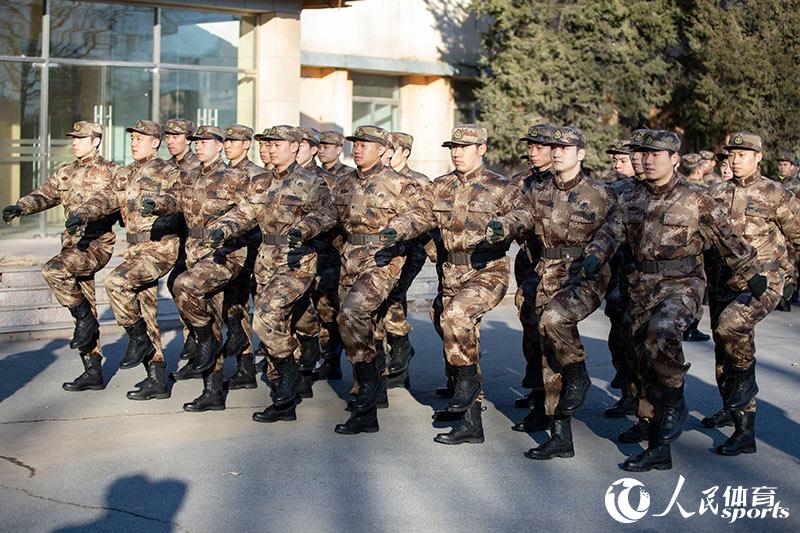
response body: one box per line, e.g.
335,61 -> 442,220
230,157 -> 264,180
76,154 -> 181,237
323,159 -> 354,178
212,161 -> 335,282
170,150 -> 202,175
510,166 -> 555,265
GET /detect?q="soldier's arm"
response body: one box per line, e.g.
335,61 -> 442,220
74,169 -> 124,223
700,196 -> 759,290
390,179 -> 436,240
493,186 -> 534,240
149,170 -> 187,215
583,198 -> 626,265
775,189 -> 800,248
15,170 -> 63,215
292,178 -> 336,240
209,178 -> 261,240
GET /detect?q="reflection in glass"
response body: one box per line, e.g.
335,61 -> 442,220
352,74 -> 399,99
0,0 -> 43,57
161,9 -> 255,69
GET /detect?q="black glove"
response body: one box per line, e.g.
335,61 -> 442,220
784,282 -> 796,302
380,227 -> 398,248
208,228 -> 225,248
65,214 -> 85,235
747,273 -> 768,299
140,198 -> 156,216
580,254 -> 601,281
485,220 -> 505,244
287,228 -> 303,248
2,204 -> 21,223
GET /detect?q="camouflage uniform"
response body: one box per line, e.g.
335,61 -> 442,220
319,131 -> 354,178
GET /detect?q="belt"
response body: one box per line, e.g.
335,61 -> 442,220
446,249 -> 506,266
542,246 -> 584,260
761,261 -> 780,272
262,234 -> 289,246
637,256 -> 698,274
347,234 -> 382,245
186,227 -> 210,239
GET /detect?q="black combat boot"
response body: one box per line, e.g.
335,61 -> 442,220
683,320 -> 710,341
658,385 -> 687,443
312,326 -> 343,381
447,364 -> 481,413
68,300 -> 100,351
127,360 -> 170,400
702,408 -> 734,428
525,416 -> 574,459
191,323 -> 220,372
434,401 -> 485,445
618,419 -> 650,443
62,353 -> 104,391
514,391 -> 534,408
604,391 -> 637,418
725,365 -> 758,410
335,358 -> 381,434
119,319 -> 155,369
271,354 -> 301,407
716,410 -> 756,456
435,362 -> 455,398
183,370 -> 225,412
227,352 -> 257,390
254,343 -> 269,375
512,390 -> 549,432
179,326 -> 198,360
387,333 -> 415,375
376,345 -> 389,409
297,335 -> 320,399
253,398 -> 298,423
172,358 -> 204,381
775,297 -> 791,312
623,427 -> 672,471
223,315 -> 249,359
334,406 -> 379,434
555,361 -> 591,415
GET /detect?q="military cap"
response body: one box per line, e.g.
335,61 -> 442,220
714,150 -> 730,162
639,130 -> 681,152
319,131 -> 345,146
391,132 -> 414,151
300,127 -> 322,146
347,125 -> 390,146
187,125 -> 226,142
776,150 -> 799,165
442,124 -> 488,147
605,139 -> 630,155
724,131 -> 762,152
699,150 -> 715,161
163,118 -> 194,136
548,126 -> 587,149
519,123 -> 557,144
255,125 -> 303,143
126,119 -> 162,139
681,153 -> 704,170
626,128 -> 651,149
224,124 -> 254,141
66,121 -> 102,138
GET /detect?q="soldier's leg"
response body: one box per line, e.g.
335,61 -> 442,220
312,261 -> 344,380
223,270 -> 256,389
703,293 -> 737,428
184,285 -> 230,413
291,291 -> 320,398
384,244 -> 426,376
167,243 -> 195,360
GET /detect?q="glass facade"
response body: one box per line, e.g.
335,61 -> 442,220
0,0 -> 257,237
352,73 -> 400,132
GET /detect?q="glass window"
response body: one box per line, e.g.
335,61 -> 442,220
453,79 -> 480,126
352,74 -> 400,132
49,0 -> 154,62
352,74 -> 399,99
0,0 -> 43,57
161,9 -> 256,69
160,69 -> 255,130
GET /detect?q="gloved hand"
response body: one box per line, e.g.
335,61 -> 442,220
140,198 -> 156,216
380,227 -> 398,248
287,228 -> 303,248
747,273 -> 768,299
485,220 -> 505,244
580,255 -> 601,281
2,204 -> 21,223
65,214 -> 85,235
783,282 -> 796,302
208,228 -> 225,248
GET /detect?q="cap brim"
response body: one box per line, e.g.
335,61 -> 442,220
187,134 -> 224,142
442,140 -> 479,148
547,140 -> 581,148
346,135 -> 386,145
606,149 -> 629,155
319,141 -> 343,146
723,144 -> 760,152
519,136 -> 550,144
163,129 -> 189,135
65,132 -> 92,138
125,127 -> 161,138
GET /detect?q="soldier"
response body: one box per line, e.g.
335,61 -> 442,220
68,120 -> 181,401
581,129 -> 763,471
717,151 -> 733,181
507,124 -> 556,432
700,150 -> 721,186
331,125 -> 429,435
773,151 -> 800,195
606,139 -> 635,179
317,130 -> 354,177
385,124 -> 518,445
702,132 -> 800,455
254,128 -> 276,171
680,153 -> 707,186
2,121 -> 118,391
487,126 -> 615,459
208,125 -> 335,423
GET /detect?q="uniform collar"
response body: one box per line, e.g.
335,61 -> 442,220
554,170 -> 582,191
455,164 -> 484,183
733,171 -> 761,187
646,171 -> 680,195
276,161 -> 299,179
200,156 -> 224,175
77,151 -> 99,165
357,161 -> 383,180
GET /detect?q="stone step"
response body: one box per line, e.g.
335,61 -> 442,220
0,281 -> 174,307
0,314 -> 183,343
0,297 -> 180,329
0,257 -> 124,289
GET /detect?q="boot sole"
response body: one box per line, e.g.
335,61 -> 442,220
622,461 -> 672,472
525,450 -> 575,460
701,420 -> 734,428
62,384 -> 105,392
127,393 -> 170,401
716,446 -> 756,456
433,436 -> 484,445
253,416 -> 296,423
183,405 -> 225,412
228,382 -> 258,390
334,426 -> 379,434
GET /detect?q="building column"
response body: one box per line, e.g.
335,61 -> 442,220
400,75 -> 453,178
299,67 -> 351,134
256,9 -> 302,129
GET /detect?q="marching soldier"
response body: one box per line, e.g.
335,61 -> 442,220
581,130 -> 763,471
680,153 -> 707,186
317,130 -> 354,177
2,121 -> 118,391
772,150 -> 800,195
69,120 -> 181,401
606,139 -> 635,179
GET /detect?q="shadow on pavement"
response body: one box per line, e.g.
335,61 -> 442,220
0,339 -> 60,403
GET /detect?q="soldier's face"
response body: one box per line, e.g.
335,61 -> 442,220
630,151 -> 645,176
611,154 -> 634,176
71,136 -> 96,159
642,150 -> 679,182
551,145 -> 584,173
195,139 -> 222,164
296,140 -> 318,165
258,141 -> 271,165
720,160 -> 733,181
526,143 -> 552,170
778,160 -> 796,178
317,143 -> 342,164
381,147 -> 395,166
390,147 -> 410,169
224,139 -> 250,162
268,140 -> 300,169
450,143 -> 485,173
729,149 -> 762,178
352,140 -> 384,170
130,132 -> 159,161
165,133 -> 189,157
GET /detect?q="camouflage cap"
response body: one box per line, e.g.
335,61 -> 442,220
224,124 -> 254,141
548,126 -> 587,149
626,128 -> 651,149
66,121 -> 102,138
724,131 -> 762,152
391,132 -> 414,151
300,127 -> 322,146
519,123 -> 557,144
775,150 -> 798,165
187,125 -> 226,142
715,149 -> 730,162
681,153 -> 704,170
163,118 -> 194,136
699,150 -> 715,161
605,139 -> 630,155
319,131 -> 345,146
125,119 -> 162,139
639,130 -> 681,152
442,124 -> 488,147
256,125 -> 303,143
347,125 -> 390,146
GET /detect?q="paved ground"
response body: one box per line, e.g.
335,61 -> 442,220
0,303 -> 798,532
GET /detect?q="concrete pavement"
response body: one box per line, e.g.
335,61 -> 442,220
0,304 -> 798,532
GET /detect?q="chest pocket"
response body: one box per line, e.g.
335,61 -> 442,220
568,210 -> 598,242
744,203 -> 773,236
364,195 -> 394,223
433,197 -> 454,225
277,194 -> 305,224
660,212 -> 691,246
465,199 -> 496,234
205,188 -> 233,217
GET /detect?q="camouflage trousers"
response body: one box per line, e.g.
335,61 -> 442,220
221,237 -> 259,362
710,269 -> 784,413
104,238 -> 179,362
41,232 -> 115,358
295,248 -> 340,349
515,277 -> 542,392
537,272 -> 608,416
383,241 -> 427,337
166,239 -> 190,351
604,284 -> 631,387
